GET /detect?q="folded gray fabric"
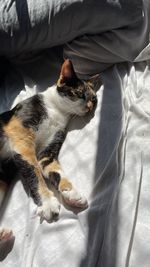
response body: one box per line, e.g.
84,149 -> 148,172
64,0 -> 150,79
0,0 -> 142,56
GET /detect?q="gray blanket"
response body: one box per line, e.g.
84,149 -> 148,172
0,0 -> 142,56
64,0 -> 150,79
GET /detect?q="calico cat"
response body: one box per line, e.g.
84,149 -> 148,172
0,59 -> 97,242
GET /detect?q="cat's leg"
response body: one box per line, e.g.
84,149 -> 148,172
3,118 -> 60,222
38,130 -> 88,209
38,131 -> 88,211
0,168 -> 14,241
13,151 -> 60,222
40,159 -> 88,209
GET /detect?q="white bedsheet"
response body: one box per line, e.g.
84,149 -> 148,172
0,52 -> 150,267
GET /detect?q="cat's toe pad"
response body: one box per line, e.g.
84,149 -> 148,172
37,196 -> 60,222
61,188 -> 88,209
0,228 -> 14,242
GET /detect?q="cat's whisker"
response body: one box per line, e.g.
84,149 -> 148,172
71,114 -> 78,120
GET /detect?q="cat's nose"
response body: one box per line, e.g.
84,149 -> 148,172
87,101 -> 94,112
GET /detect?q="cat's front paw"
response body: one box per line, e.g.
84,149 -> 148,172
37,196 -> 60,223
0,228 -> 14,242
61,188 -> 88,209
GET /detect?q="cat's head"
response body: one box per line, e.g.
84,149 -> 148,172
56,59 -> 98,116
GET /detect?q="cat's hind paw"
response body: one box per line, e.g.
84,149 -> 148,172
37,196 -> 60,223
61,188 -> 88,209
0,228 -> 14,242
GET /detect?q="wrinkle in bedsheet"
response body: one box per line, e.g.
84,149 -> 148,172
98,62 -> 150,267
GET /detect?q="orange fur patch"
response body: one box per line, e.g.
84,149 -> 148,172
40,159 -> 73,192
87,100 -> 94,111
59,178 -> 72,192
4,116 -> 52,199
44,160 -> 60,173
4,116 -> 36,162
41,160 -> 61,179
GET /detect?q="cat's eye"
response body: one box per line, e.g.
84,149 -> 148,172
82,93 -> 86,100
76,91 -> 85,99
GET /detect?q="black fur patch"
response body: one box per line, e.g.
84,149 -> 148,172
0,109 -> 15,125
0,159 -> 17,185
14,154 -> 42,205
37,130 -> 66,161
49,172 -> 60,189
40,159 -> 53,169
0,109 -> 16,147
57,80 -> 84,101
15,94 -> 48,130
0,94 -> 47,132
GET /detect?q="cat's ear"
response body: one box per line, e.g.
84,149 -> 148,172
88,74 -> 101,88
57,59 -> 76,87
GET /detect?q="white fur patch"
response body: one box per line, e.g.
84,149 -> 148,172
36,87 -> 69,152
36,196 -> 60,222
61,188 -> 88,209
42,85 -> 86,117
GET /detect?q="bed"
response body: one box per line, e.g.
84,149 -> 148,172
0,0 -> 150,267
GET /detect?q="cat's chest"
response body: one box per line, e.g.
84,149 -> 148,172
35,109 -> 68,152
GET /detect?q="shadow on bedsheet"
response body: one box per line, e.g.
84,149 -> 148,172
80,64 -> 125,267
0,63 -> 24,113
11,46 -> 64,92
0,46 -> 63,113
